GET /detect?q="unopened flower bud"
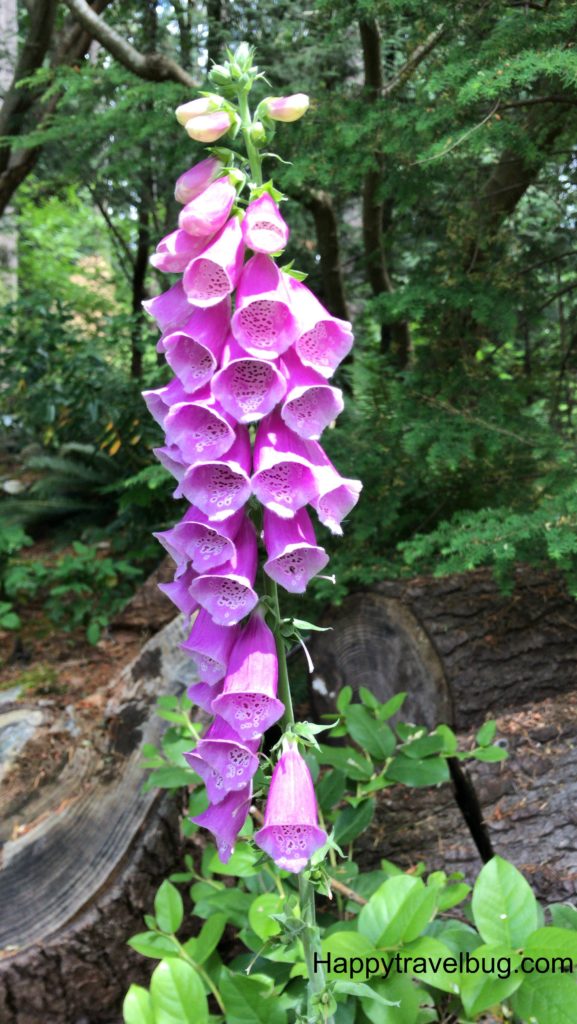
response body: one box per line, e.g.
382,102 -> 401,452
186,111 -> 232,143
250,121 -> 266,145
262,93 -> 309,123
175,94 -> 223,126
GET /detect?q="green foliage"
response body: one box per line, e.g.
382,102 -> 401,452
3,539 -> 142,642
126,689 -> 577,1023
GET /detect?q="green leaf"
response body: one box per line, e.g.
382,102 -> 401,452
401,733 -> 446,759
193,889 -> 253,929
127,931 -> 178,959
359,687 -> 379,710
147,766 -> 196,789
385,755 -> 450,787
376,692 -> 407,720
550,904 -> 577,931
472,856 -> 539,947
357,974 -> 418,1024
472,745 -> 508,762
345,705 -> 396,760
318,745 -> 374,781
154,880 -> 184,934
249,894 -> 284,940
321,931 -> 376,977
335,980 -> 398,1007
316,769 -> 346,810
459,943 -> 523,1016
220,971 -> 287,1024
336,686 -> 353,713
123,984 -> 155,1024
475,720 -> 497,746
511,971 -> 577,1024
525,926 -> 577,961
290,617 -> 332,633
86,620 -> 101,644
194,913 -> 227,965
333,799 -> 375,846
150,958 -> 208,1024
358,876 -> 436,946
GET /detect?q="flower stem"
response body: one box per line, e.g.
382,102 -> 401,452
299,873 -> 334,1024
263,573 -> 294,729
237,90 -> 263,186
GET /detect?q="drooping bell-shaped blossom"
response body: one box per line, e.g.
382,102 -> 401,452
142,378 -> 189,430
175,156 -> 223,205
163,390 -> 236,464
143,281 -> 194,334
212,610 -> 284,740
187,679 -> 224,714
183,216 -> 244,308
304,444 -> 363,535
254,745 -> 327,873
180,425 -> 252,520
263,508 -> 329,594
176,95 -> 223,126
242,193 -> 289,254
252,411 -> 317,518
150,228 -> 211,273
231,254 -> 297,359
154,506 -> 243,574
152,444 -> 188,498
185,716 -> 259,803
211,336 -> 286,423
157,566 -> 199,617
159,299 -> 230,395
179,177 -> 237,238
285,276 -> 353,378
280,349 -> 344,440
180,609 -> 239,683
189,783 -> 252,864
189,516 -> 258,625
186,110 -> 233,144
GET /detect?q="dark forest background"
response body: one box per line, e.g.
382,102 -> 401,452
2,0 -> 577,640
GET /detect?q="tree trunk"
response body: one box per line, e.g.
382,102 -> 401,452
0,0 -> 19,303
0,614 -> 198,1024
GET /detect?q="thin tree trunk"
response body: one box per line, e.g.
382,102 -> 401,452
0,0 -> 18,303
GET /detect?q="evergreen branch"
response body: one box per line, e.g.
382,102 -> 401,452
382,21 -> 447,100
61,0 -> 198,89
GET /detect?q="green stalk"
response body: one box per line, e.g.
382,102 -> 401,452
237,90 -> 263,186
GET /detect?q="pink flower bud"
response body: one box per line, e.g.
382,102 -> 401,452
186,111 -> 232,143
175,156 -> 223,205
263,94 -> 309,123
175,96 -> 222,126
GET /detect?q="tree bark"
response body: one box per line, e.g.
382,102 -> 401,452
0,615 -> 198,1024
302,189 -> 349,321
0,0 -> 18,302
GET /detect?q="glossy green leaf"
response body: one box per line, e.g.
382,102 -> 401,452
150,959 -> 208,1024
123,984 -> 155,1024
358,876 -> 436,946
472,856 -> 538,946
154,880 -> 184,933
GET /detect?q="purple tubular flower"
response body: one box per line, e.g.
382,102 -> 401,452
189,516 -> 259,625
280,349 -> 344,440
252,411 -> 317,518
180,425 -> 252,520
152,444 -> 188,498
157,566 -> 199,617
263,508 -> 329,594
174,156 -> 224,205
187,679 -> 224,713
155,506 -> 243,573
143,281 -> 193,334
179,177 -> 237,237
211,336 -> 287,423
142,378 -> 189,429
242,194 -> 289,254
163,391 -> 236,464
181,609 -> 239,683
186,716 -> 259,803
189,783 -> 252,863
150,229 -> 211,273
159,299 -> 230,395
304,444 -> 363,535
285,276 -> 353,378
212,611 -> 284,740
183,217 -> 244,308
231,254 -> 297,359
254,746 -> 327,873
